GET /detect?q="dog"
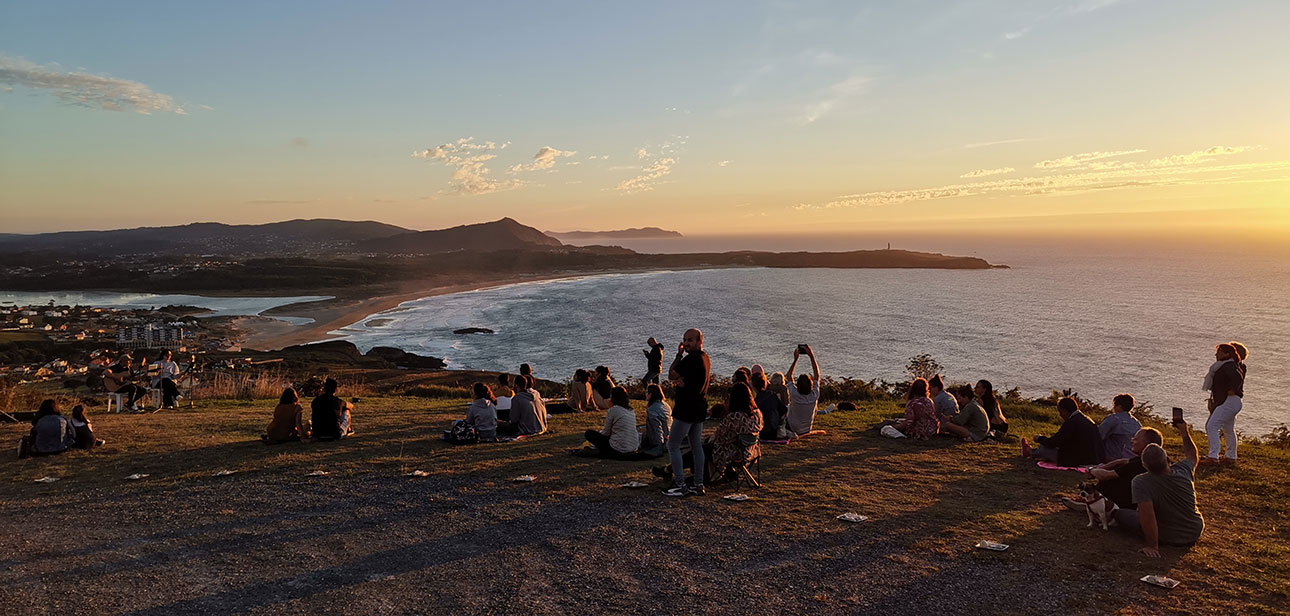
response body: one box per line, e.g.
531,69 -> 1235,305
1077,481 -> 1119,530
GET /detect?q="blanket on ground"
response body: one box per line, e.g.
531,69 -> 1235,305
1036,460 -> 1090,472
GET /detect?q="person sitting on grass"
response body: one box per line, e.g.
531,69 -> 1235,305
498,375 -> 547,436
653,384 -> 764,485
1100,393 -> 1142,462
975,379 -> 1008,439
1113,421 -> 1204,557
494,373 -> 514,421
1022,397 -> 1100,466
584,386 -> 641,458
466,382 -> 499,441
784,345 -> 821,435
22,399 -> 76,458
889,378 -> 940,439
264,387 -> 307,444
940,384 -> 991,442
641,383 -> 672,457
568,369 -> 596,413
751,371 -> 785,441
591,365 -> 615,411
310,378 -> 354,441
1067,427 -> 1163,511
930,374 -> 958,418
69,405 -> 105,449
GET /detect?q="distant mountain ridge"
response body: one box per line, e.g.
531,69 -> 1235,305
0,219 -> 412,256
357,217 -> 564,254
547,227 -> 682,240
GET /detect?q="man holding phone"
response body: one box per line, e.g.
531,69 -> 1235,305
1113,417 -> 1205,557
664,328 -> 710,497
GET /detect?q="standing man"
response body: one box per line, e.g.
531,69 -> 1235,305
664,328 -> 711,497
642,337 -> 664,386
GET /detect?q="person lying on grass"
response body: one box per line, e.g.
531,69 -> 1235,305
1022,397 -> 1100,467
466,382 -> 499,441
940,384 -> 990,442
583,386 -> 640,458
1112,421 -> 1204,557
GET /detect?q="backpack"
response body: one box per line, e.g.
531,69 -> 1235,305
444,420 -> 479,445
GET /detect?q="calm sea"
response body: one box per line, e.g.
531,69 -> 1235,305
331,235 -> 1289,435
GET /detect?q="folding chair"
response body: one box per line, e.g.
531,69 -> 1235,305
732,432 -> 762,490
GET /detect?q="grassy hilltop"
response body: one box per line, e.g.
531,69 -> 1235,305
1,393 -> 1286,615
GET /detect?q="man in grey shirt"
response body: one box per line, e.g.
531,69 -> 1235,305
1099,393 -> 1142,462
1113,420 -> 1205,556
499,375 -> 548,436
930,375 -> 958,418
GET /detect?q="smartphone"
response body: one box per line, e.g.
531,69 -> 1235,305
1171,407 -> 1183,424
351,397 -> 362,404
797,344 -> 809,353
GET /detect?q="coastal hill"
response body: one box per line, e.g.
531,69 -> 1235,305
356,217 -> 564,254
546,227 -> 682,240
0,219 -> 412,256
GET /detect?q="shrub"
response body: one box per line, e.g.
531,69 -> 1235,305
905,354 -> 942,381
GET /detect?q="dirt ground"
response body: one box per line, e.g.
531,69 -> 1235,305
2,397 -> 1287,615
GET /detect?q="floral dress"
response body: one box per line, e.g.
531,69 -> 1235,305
711,409 -> 764,472
898,397 -> 940,439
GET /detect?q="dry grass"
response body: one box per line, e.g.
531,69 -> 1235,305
1,395 -> 1286,615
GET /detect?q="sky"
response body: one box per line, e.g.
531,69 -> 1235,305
1,0 -> 1288,242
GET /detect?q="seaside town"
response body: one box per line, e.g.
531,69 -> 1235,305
0,303 -> 241,384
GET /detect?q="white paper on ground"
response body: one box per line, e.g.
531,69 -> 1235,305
836,513 -> 869,522
212,469 -> 236,476
1140,575 -> 1180,589
975,540 -> 1010,551
125,474 -> 149,480
34,476 -> 60,483
404,470 -> 429,477
723,493 -> 750,501
620,481 -> 648,488
306,470 -> 329,476
513,475 -> 536,482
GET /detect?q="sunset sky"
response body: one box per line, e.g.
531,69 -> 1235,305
2,1 -> 1288,240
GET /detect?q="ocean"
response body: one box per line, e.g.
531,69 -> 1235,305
330,235 -> 1289,435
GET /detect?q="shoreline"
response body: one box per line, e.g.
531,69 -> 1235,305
236,265 -> 730,351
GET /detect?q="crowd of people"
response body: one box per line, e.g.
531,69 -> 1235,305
19,330 -> 1248,559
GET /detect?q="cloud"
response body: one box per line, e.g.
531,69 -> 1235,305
799,74 -> 869,123
411,137 -> 524,195
0,54 -> 188,114
963,137 -> 1039,149
960,167 -> 1015,178
798,145 -> 1283,210
586,155 -> 609,160
1148,145 -> 1254,167
1034,149 -> 1146,169
508,146 -> 576,173
1004,27 -> 1031,40
717,160 -> 732,167
615,158 -> 675,193
1070,0 -> 1126,14
636,148 -> 650,160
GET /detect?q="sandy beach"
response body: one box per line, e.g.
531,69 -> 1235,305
235,267 -> 711,351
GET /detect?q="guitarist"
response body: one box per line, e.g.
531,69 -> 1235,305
104,354 -> 146,412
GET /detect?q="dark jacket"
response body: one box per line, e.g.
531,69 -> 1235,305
1211,362 -> 1245,406
310,394 -> 344,440
754,389 -> 785,439
1036,410 -> 1101,466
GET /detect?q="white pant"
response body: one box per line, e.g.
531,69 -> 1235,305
1206,396 -> 1241,460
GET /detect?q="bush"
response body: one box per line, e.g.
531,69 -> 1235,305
905,354 -> 942,381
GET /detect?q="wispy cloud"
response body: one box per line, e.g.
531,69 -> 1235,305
717,160 -> 732,167
1034,149 -> 1145,169
797,145 -> 1283,210
615,158 -> 675,193
963,137 -> 1039,149
0,54 -> 189,114
411,137 -> 523,195
1070,0 -> 1127,14
508,146 -> 576,173
960,166 -> 1015,178
636,148 -> 650,160
1003,27 -> 1031,40
799,74 -> 869,123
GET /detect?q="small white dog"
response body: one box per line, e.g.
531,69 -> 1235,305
1078,481 -> 1119,530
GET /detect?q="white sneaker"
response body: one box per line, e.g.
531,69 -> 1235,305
662,485 -> 689,497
